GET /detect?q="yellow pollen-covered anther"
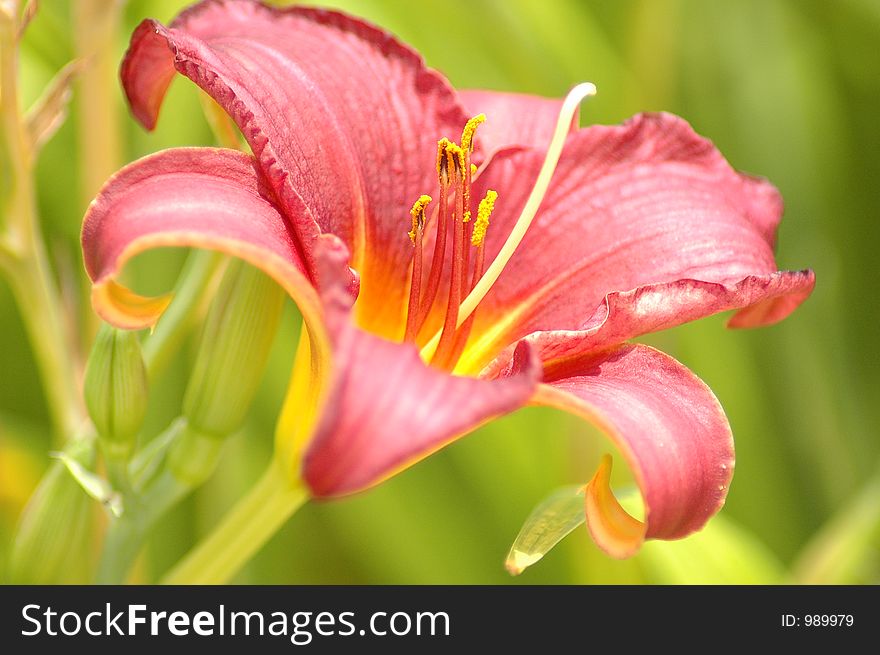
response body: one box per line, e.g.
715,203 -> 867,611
461,113 -> 486,152
408,194 -> 433,244
445,142 -> 465,174
471,189 -> 497,247
470,163 -> 478,177
436,138 -> 452,184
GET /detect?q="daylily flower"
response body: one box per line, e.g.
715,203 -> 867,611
81,0 -> 814,558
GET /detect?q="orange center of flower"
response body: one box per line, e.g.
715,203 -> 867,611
404,83 -> 597,373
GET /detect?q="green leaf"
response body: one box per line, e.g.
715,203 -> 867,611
506,485 -> 585,575
24,58 -> 83,153
52,449 -> 122,517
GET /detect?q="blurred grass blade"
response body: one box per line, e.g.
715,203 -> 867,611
506,485 -> 585,575
637,513 -> 788,584
25,59 -> 83,153
793,471 -> 880,584
52,449 -> 122,517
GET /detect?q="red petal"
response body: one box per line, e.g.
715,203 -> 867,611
299,238 -> 541,496
535,344 -> 735,556
303,335 -> 540,496
121,0 -> 468,337
457,112 -> 813,372
482,271 -> 815,378
81,147 -> 322,330
459,89 -> 578,155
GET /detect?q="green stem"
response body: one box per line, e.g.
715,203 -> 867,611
160,462 -> 309,584
73,0 -> 125,341
96,420 -> 225,584
96,470 -> 189,584
1,11 -> 83,438
4,252 -> 83,436
96,513 -> 148,584
73,0 -> 123,208
103,453 -> 131,497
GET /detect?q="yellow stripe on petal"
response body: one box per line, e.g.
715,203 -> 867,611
584,454 -> 646,559
91,279 -> 172,331
275,325 -> 329,478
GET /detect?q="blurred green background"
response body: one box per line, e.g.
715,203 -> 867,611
1,0 -> 878,583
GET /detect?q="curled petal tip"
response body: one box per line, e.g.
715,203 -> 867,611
534,345 -> 734,556
91,280 -> 172,331
584,454 -> 646,559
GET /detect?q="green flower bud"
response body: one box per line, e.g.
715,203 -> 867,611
83,324 -> 148,460
167,421 -> 225,487
183,259 -> 285,437
9,440 -> 97,584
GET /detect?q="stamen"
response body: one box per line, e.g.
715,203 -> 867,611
436,137 -> 452,186
459,114 -> 484,226
407,194 -> 432,244
414,140 -> 456,333
447,191 -> 496,366
446,142 -> 465,176
420,83 -> 596,362
461,113 -> 486,152
457,119 -> 483,291
471,189 -> 497,248
430,157 -> 466,368
404,195 -> 432,342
